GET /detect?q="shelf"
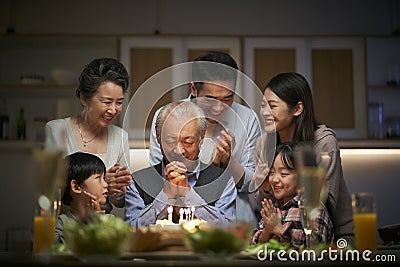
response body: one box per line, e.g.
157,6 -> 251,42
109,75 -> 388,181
368,85 -> 400,90
0,140 -> 43,150
0,84 -> 76,98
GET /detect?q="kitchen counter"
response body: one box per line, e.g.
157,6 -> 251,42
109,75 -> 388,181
128,139 -> 400,149
338,139 -> 400,149
1,139 -> 399,150
1,250 -> 398,266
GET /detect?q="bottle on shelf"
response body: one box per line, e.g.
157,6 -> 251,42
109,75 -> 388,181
17,108 -> 26,140
0,99 -> 9,139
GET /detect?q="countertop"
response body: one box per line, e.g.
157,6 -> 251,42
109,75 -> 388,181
1,139 -> 400,150
0,249 -> 398,266
128,139 -> 400,149
338,139 -> 400,149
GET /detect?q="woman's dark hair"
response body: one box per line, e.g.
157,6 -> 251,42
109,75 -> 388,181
192,51 -> 238,93
265,72 -> 317,143
62,152 -> 106,206
76,57 -> 129,99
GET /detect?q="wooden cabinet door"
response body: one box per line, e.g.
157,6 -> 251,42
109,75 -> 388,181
243,38 -> 307,123
310,38 -> 366,139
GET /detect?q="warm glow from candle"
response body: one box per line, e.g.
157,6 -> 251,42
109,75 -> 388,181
191,206 -> 195,220
167,206 -> 173,222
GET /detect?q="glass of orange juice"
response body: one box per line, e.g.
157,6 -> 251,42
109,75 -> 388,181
33,195 -> 58,254
352,192 -> 377,252
32,149 -> 65,255
33,215 -> 56,254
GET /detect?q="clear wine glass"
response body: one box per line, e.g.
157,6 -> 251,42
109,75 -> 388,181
294,143 -> 328,249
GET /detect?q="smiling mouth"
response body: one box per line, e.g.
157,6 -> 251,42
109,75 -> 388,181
273,186 -> 283,192
103,115 -> 113,121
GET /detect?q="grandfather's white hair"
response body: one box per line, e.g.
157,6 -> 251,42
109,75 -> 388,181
155,101 -> 207,137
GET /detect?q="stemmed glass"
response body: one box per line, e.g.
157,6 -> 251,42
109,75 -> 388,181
294,143 -> 328,249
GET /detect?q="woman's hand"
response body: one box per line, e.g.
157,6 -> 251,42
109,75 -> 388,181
106,163 -> 132,195
253,162 -> 270,189
258,198 -> 282,243
213,129 -> 235,168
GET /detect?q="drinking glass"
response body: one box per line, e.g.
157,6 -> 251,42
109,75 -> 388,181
294,143 -> 327,248
32,150 -> 65,254
352,192 -> 377,252
297,167 -> 326,249
34,206 -> 56,254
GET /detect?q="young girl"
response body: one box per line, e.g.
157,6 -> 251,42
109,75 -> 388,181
54,152 -> 109,244
258,72 -> 353,245
252,142 -> 333,248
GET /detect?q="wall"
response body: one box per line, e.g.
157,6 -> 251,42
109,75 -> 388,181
341,150 -> 400,229
366,37 -> 400,132
0,0 -> 398,36
1,1 -> 399,141
0,143 -> 36,252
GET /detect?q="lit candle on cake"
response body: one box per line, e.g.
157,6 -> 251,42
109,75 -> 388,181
185,208 -> 190,221
167,206 -> 173,222
191,206 -> 195,220
179,208 -> 184,222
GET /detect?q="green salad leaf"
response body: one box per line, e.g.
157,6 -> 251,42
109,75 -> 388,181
185,227 -> 246,255
243,239 -> 293,255
64,214 -> 131,256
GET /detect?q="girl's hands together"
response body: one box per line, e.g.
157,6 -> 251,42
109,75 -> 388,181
258,198 -> 282,243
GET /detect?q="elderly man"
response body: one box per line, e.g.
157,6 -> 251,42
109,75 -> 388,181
149,51 -> 261,224
125,101 -> 236,228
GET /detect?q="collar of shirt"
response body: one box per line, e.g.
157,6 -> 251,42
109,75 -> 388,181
279,195 -> 300,210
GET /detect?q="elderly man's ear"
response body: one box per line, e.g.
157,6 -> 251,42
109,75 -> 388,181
156,133 -> 161,146
199,130 -> 206,143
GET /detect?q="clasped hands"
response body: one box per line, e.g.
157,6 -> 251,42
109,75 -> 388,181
258,198 -> 282,243
163,161 -> 190,199
105,163 -> 132,195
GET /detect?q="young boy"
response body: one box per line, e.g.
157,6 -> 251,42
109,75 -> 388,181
54,152 -> 108,244
252,142 -> 334,248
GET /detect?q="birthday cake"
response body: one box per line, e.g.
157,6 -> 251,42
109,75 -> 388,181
153,206 -> 198,230
154,219 -> 183,230
148,206 -> 208,250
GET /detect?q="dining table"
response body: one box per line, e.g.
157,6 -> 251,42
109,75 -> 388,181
1,246 -> 398,267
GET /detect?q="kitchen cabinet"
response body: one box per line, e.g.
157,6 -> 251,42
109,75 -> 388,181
243,37 -> 366,139
366,37 -> 400,139
0,35 -> 118,140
